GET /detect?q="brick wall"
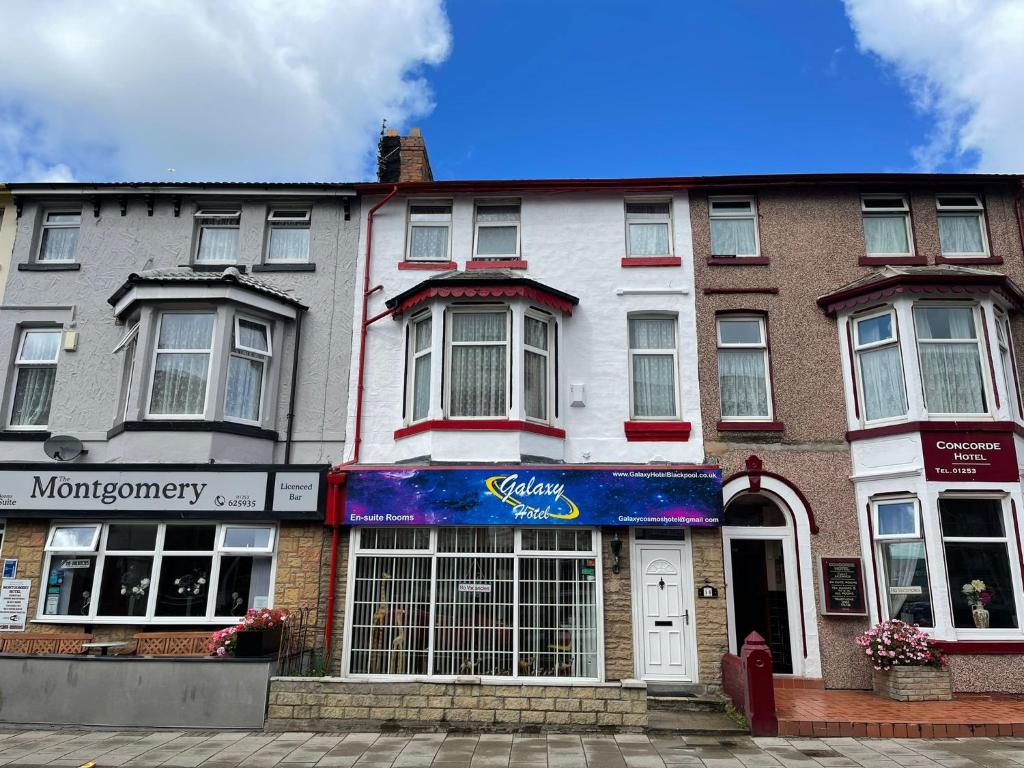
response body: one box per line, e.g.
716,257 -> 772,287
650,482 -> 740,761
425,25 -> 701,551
274,523 -> 329,623
692,528 -> 728,690
601,529 -> 633,680
267,678 -> 648,731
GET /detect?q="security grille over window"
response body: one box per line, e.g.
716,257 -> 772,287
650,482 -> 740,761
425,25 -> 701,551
348,527 -> 599,679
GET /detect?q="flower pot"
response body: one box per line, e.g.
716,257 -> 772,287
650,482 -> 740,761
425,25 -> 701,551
972,606 -> 991,629
872,666 -> 952,701
234,627 -> 282,658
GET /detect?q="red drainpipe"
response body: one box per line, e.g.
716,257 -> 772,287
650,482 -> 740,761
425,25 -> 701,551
322,185 -> 399,657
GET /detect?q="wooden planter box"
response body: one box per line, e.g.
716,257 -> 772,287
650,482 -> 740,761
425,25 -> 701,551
872,666 -> 952,701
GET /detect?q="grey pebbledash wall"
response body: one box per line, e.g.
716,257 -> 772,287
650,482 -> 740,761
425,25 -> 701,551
0,194 -> 359,464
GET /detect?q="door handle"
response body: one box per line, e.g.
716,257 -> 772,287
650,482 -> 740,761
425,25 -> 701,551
683,610 -> 690,626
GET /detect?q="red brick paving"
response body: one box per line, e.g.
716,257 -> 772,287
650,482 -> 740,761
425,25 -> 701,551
775,688 -> 1024,738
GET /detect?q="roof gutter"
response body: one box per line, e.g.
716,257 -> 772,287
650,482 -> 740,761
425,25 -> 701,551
9,186 -> 356,197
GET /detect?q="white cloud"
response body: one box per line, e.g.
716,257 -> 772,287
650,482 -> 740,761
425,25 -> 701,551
0,0 -> 450,182
844,0 -> 1024,172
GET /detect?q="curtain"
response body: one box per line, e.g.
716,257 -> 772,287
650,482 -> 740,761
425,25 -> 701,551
939,214 -> 984,254
450,313 -> 506,417
719,349 -> 769,418
525,350 -> 547,420
629,318 -> 675,349
21,330 -> 60,361
159,314 -> 215,349
632,355 -> 676,417
237,320 -> 268,352
629,223 -> 670,256
883,541 -> 925,620
196,227 -> 239,263
859,345 -> 908,421
863,216 -> 909,254
916,308 -> 985,413
224,356 -> 263,421
10,367 -> 55,426
413,355 -> 431,421
711,218 -> 756,256
477,226 -> 517,256
151,354 -> 210,415
410,226 -> 449,260
268,227 -> 310,262
40,227 -> 79,261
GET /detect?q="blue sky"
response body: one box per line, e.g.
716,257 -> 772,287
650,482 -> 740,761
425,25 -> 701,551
0,1 -> 1020,183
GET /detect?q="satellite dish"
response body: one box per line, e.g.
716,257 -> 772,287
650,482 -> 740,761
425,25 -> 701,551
43,435 -> 86,462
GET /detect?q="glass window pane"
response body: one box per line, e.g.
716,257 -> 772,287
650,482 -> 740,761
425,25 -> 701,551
224,355 -> 263,421
525,317 -> 548,350
42,556 -> 96,616
39,226 -> 79,261
855,314 -> 894,346
939,215 -> 985,255
879,541 -> 932,627
939,498 -> 1005,538
723,496 -> 787,526
197,226 -> 239,263
864,215 -> 910,254
476,226 -> 518,256
718,319 -> 762,345
518,558 -> 598,678
19,330 -> 62,362
236,319 -> 269,353
916,307 -> 977,340
10,367 -> 56,426
711,218 -> 757,256
97,556 -> 153,617
525,349 -> 547,421
50,526 -> 99,550
718,349 -> 769,418
158,314 -> 215,350
267,226 -> 309,262
437,527 -> 513,554
476,205 -> 519,222
150,353 -> 210,415
46,212 -> 81,225
876,502 -> 916,536
859,345 -> 909,420
711,200 -> 752,213
452,312 -> 506,342
410,204 -> 451,220
359,528 -> 430,550
628,223 -> 670,256
222,526 -> 274,550
412,354 -> 431,421
632,354 -> 677,418
414,318 -> 432,352
629,318 -> 675,349
944,542 -> 1018,629
626,202 -> 670,217
106,524 -> 158,551
450,346 -> 506,417
409,225 -> 449,260
154,555 -> 212,617
918,342 -> 985,413
164,525 -> 216,551
216,555 -> 272,616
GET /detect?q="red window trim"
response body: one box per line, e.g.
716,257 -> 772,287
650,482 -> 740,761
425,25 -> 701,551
934,254 -> 1004,266
394,419 -> 566,440
846,419 -> 1024,442
623,421 -> 692,442
931,641 -> 1024,655
398,261 -> 457,271
703,287 -> 779,295
620,256 -> 682,268
717,420 -> 785,432
466,259 -> 528,270
857,255 -> 928,267
707,256 -> 770,266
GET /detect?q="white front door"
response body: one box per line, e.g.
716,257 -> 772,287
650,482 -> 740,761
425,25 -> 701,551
635,541 -> 694,681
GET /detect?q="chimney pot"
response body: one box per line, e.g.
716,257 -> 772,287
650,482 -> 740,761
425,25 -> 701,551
386,128 -> 399,137
409,128 -> 422,138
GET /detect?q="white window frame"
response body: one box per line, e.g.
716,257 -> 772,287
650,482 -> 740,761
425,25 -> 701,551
406,200 -> 453,263
524,311 -> 555,424
7,327 -> 62,431
232,316 -> 272,357
624,198 -> 673,257
715,315 -> 773,422
913,302 -> 991,418
265,208 -> 311,263
343,526 -> 603,682
473,199 -> 521,259
627,314 -> 681,421
406,312 -> 433,424
443,305 -> 511,420
995,309 -> 1021,419
851,307 -> 909,426
37,210 -> 82,263
861,194 -> 914,257
709,196 -> 760,257
145,311 -> 216,421
37,521 -> 278,624
114,322 -> 140,423
872,497 -> 922,541
218,524 -> 276,553
224,315 -> 272,426
936,194 -> 989,258
193,208 -> 241,265
46,524 -> 102,552
870,497 -> 933,625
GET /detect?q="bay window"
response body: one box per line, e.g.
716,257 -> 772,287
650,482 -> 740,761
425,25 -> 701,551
407,313 -> 432,423
852,310 -> 908,423
625,200 -> 672,257
872,498 -> 933,627
407,201 -> 452,262
995,311 -> 1020,419
862,195 -> 912,257
40,522 -> 276,622
8,328 -> 62,429
147,313 -> 216,418
914,305 -> 987,415
446,309 -> 509,418
474,200 -> 520,259
224,317 -> 271,423
716,316 -> 771,420
194,209 -> 241,264
709,197 -> 759,257
347,527 -> 599,679
628,316 -> 679,419
936,194 -> 988,257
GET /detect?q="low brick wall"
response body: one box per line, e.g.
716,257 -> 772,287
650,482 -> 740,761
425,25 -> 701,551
267,677 -> 648,732
872,667 -> 953,702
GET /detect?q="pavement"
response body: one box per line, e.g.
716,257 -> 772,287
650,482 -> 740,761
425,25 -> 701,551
0,730 -> 1023,767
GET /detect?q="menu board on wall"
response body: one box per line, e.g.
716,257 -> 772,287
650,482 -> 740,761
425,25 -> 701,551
818,557 -> 867,616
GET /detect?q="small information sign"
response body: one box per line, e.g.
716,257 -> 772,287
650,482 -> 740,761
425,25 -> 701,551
818,557 -> 867,616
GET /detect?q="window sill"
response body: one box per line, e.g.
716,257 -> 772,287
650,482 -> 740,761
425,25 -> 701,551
857,255 -> 927,266
717,420 -> 785,432
394,419 -> 566,440
398,261 -> 457,271
466,259 -> 528,270
108,420 -> 278,440
623,421 -> 692,442
707,256 -> 769,266
621,256 -> 682,268
846,419 -> 1019,442
0,430 -> 51,441
18,262 -> 81,272
934,254 -> 1004,266
183,263 -> 246,273
251,263 -> 316,273
932,640 -> 1024,654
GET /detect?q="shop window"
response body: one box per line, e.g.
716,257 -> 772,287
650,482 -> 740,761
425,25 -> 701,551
445,309 -> 509,418
406,313 -> 432,423
716,316 -> 772,421
914,305 -> 987,415
524,314 -> 554,423
40,522 -> 277,622
628,315 -> 679,419
862,195 -> 912,257
939,498 -> 1019,631
407,201 -> 452,262
936,194 -> 988,257
7,328 -> 62,430
852,309 -> 908,423
348,527 -> 599,680
224,317 -> 271,424
147,313 -> 216,418
265,208 -> 311,263
194,209 -> 241,264
625,200 -> 673,257
38,210 -> 82,262
872,498 -> 933,627
709,197 -> 759,257
474,200 -> 521,259
995,310 -> 1020,419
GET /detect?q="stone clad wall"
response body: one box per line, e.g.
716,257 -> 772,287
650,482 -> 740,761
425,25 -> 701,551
691,528 -> 728,690
267,678 -> 648,731
274,523 -> 329,623
601,529 -> 633,680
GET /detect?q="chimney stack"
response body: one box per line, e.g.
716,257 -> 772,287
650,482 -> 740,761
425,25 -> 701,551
377,128 -> 433,183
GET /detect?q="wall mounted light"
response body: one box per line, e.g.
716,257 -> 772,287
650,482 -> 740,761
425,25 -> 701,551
610,531 -> 623,574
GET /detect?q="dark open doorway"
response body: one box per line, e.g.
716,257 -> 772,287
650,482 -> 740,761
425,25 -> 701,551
730,538 -> 793,674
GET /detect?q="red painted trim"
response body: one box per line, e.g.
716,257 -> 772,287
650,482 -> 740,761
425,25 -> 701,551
717,420 -> 785,432
623,421 -> 692,441
707,256 -> 770,266
857,255 -> 928,267
394,285 -> 576,317
935,254 -> 1004,266
818,273 -> 1024,315
932,640 -> 1024,654
763,313 -> 781,424
703,287 -> 779,295
398,260 -> 457,271
724,464 -> 820,535
980,310 -> 1001,409
845,320 -> 860,420
846,419 -> 1023,442
620,256 -> 681,267
865,502 -> 883,622
394,419 -> 567,440
466,259 -> 528,270
1012,499 -> 1024,604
